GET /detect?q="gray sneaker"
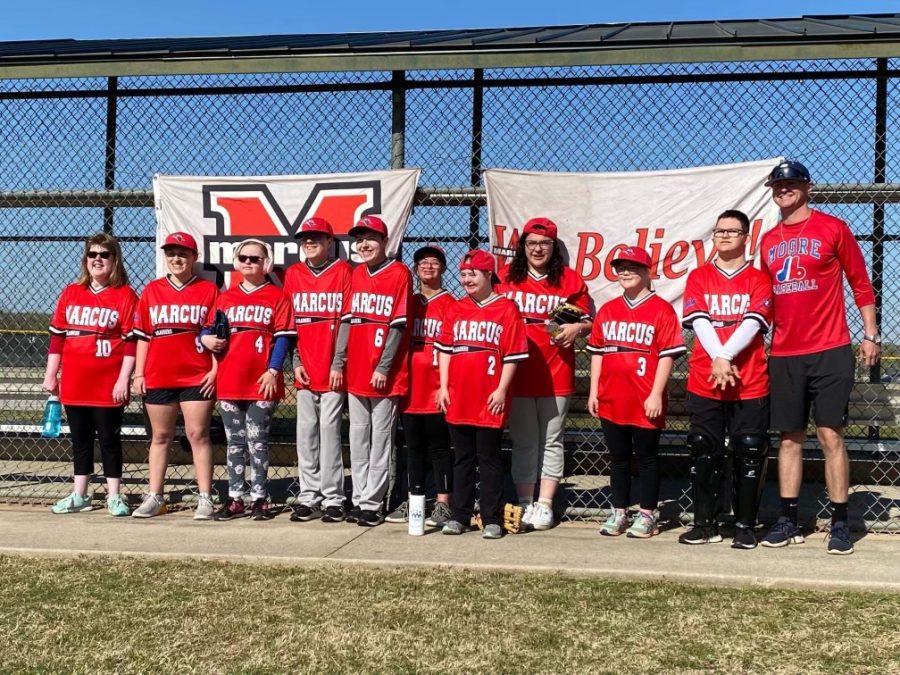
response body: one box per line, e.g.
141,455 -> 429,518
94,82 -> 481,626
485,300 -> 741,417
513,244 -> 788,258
442,519 -> 466,535
626,512 -> 659,539
193,494 -> 215,521
132,493 -> 167,519
482,523 -> 503,540
425,502 -> 452,528
385,501 -> 408,524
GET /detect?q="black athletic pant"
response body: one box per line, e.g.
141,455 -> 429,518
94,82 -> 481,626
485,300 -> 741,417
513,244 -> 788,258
402,412 -> 453,495
65,405 -> 125,479
601,418 -> 661,511
448,424 -> 503,526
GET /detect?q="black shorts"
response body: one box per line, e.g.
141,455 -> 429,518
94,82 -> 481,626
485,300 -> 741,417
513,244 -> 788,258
687,393 -> 769,449
144,386 -> 210,405
769,345 -> 854,432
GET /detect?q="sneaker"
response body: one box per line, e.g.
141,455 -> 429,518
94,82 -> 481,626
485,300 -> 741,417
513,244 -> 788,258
345,506 -> 361,524
530,502 -> 554,531
385,501 -> 408,524
599,510 -> 629,537
50,492 -> 92,514
322,505 -> 346,522
482,523 -> 503,539
520,502 -> 535,527
132,493 -> 167,519
105,494 -> 130,517
678,524 -> 722,545
826,520 -> 854,555
731,526 -> 758,550
250,498 -> 271,521
214,497 -> 246,521
290,504 -> 322,522
760,517 -> 805,548
357,509 -> 384,527
425,502 -> 452,528
442,519 -> 466,535
626,512 -> 659,539
194,494 -> 215,521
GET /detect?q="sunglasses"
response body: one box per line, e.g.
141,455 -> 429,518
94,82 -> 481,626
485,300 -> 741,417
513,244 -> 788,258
238,254 -> 264,264
86,251 -> 112,259
164,248 -> 192,258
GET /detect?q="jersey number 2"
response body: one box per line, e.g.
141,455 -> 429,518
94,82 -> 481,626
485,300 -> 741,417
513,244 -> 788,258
487,355 -> 496,376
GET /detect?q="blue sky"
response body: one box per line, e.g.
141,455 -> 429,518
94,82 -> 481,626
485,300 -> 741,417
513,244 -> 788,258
2,1 -> 896,40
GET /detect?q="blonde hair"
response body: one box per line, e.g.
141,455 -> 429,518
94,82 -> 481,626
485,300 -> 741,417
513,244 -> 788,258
76,233 -> 129,287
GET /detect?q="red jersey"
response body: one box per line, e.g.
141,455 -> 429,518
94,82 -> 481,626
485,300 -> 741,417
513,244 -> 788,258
587,292 -> 685,429
131,275 -> 218,389
435,294 -> 529,429
402,290 -> 455,414
283,259 -> 353,393
760,209 -> 875,356
49,283 -> 138,407
497,265 -> 592,398
682,262 -> 772,401
345,260 -> 412,398
211,282 -> 294,401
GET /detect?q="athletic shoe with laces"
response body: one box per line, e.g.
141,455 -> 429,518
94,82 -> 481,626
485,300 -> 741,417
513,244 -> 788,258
678,524 -> 722,545
826,520 -> 854,555
357,509 -> 384,527
250,498 -> 271,521
105,494 -> 130,517
760,517 -> 805,548
214,497 -> 246,521
520,502 -> 535,527
442,519 -> 466,535
131,493 -> 166,518
194,494 -> 215,521
731,526 -> 758,550
425,501 -> 452,528
385,501 -> 408,524
345,506 -> 361,524
290,504 -> 322,522
482,523 -> 503,539
599,510 -> 629,537
530,502 -> 554,531
321,505 -> 346,522
50,492 -> 92,514
626,512 -> 659,539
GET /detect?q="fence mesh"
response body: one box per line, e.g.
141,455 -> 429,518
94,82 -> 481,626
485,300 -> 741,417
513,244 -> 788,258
0,58 -> 897,532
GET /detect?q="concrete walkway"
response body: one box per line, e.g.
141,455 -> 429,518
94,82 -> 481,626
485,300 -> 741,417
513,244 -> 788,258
1,505 -> 898,592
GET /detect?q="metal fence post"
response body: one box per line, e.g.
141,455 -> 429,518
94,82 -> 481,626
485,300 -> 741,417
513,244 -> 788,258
469,68 -> 484,249
391,71 -> 405,170
870,58 -> 887,442
102,76 -> 118,234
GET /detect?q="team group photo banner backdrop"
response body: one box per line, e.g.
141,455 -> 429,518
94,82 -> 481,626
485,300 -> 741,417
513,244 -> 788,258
486,158 -> 782,317
153,168 -> 421,288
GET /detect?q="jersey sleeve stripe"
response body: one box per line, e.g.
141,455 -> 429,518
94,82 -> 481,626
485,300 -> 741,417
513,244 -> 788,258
340,313 -> 352,322
48,325 -> 66,335
659,345 -> 687,358
502,352 -> 529,363
273,329 -> 296,337
585,343 -> 604,354
681,310 -> 710,328
433,341 -> 452,353
129,328 -> 150,340
389,317 -> 407,327
744,313 -> 771,333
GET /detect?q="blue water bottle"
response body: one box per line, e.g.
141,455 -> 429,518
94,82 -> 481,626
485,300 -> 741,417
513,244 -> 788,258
40,395 -> 62,438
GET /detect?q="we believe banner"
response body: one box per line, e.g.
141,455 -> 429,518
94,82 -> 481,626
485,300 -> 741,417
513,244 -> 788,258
485,159 -> 782,316
153,169 -> 420,287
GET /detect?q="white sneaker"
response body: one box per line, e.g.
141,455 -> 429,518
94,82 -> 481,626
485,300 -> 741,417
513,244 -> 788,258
530,502 -> 554,530
194,494 -> 215,521
132,493 -> 166,519
520,502 -> 535,527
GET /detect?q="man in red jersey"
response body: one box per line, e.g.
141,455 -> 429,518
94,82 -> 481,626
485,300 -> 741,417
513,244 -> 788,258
758,160 -> 880,555
680,210 -> 773,550
283,217 -> 353,523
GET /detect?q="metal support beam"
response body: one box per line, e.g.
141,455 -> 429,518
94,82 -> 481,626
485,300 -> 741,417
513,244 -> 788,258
870,57 -> 888,440
390,71 -> 405,170
469,69 -> 484,249
102,76 -> 118,233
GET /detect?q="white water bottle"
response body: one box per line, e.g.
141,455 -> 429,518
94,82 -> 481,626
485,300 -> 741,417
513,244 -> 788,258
408,490 -> 425,536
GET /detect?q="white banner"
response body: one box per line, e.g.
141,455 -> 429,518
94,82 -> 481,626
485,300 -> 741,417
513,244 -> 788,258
486,159 -> 782,316
153,168 -> 421,287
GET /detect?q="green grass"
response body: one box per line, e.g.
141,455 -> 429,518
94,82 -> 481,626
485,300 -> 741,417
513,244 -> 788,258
0,556 -> 897,674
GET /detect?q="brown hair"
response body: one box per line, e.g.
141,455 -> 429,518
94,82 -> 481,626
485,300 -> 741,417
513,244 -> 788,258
75,232 -> 129,287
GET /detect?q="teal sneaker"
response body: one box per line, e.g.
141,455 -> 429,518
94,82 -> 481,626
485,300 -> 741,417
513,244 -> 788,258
50,492 -> 92,514
106,494 -> 131,517
626,512 -> 659,539
599,510 -> 629,537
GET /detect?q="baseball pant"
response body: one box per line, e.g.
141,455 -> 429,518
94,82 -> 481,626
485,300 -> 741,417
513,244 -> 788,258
348,393 -> 398,512
220,399 -> 276,500
509,396 -> 570,483
296,389 -> 346,508
449,424 -> 503,527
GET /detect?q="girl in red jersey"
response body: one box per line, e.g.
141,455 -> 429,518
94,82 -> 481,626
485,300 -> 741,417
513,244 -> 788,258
497,217 -> 592,530
130,232 -> 218,520
200,240 -> 294,521
436,250 -> 528,539
587,247 -> 685,539
43,233 -> 138,517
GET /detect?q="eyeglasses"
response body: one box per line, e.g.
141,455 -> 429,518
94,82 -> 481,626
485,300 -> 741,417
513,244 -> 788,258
524,240 -> 554,250
417,260 -> 442,268
164,249 -> 191,258
237,254 -> 264,264
712,229 -> 747,238
614,264 -> 643,275
86,251 -> 111,259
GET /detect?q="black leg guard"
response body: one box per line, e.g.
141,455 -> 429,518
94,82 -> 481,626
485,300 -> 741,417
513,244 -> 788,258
687,432 -> 724,527
731,433 -> 770,529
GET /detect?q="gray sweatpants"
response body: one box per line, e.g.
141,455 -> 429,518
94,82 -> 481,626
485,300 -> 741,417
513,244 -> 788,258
296,389 -> 346,508
219,399 -> 276,500
348,393 -> 398,512
509,396 -> 570,483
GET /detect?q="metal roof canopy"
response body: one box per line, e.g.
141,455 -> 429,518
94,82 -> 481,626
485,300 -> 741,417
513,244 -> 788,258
2,13 -> 900,79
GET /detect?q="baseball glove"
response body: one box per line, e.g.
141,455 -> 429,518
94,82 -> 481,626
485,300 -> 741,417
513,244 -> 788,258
473,502 -> 525,534
546,302 -> 589,337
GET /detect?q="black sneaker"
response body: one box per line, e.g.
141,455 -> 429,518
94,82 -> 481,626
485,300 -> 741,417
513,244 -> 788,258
677,524 -> 722,545
321,505 -> 346,523
826,520 -> 854,555
345,506 -> 361,524
213,497 -> 246,521
290,504 -> 322,522
731,526 -> 758,550
250,498 -> 272,521
357,509 -> 384,527
760,517 -> 805,548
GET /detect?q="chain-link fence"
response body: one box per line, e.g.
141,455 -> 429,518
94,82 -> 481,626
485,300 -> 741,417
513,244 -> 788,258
1,57 -> 898,532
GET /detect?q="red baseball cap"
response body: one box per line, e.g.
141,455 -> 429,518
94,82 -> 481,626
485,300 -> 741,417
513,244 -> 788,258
297,217 -> 334,238
414,244 -> 446,267
523,217 -> 558,241
612,246 -> 652,269
348,215 -> 388,239
460,249 -> 496,273
161,231 -> 198,254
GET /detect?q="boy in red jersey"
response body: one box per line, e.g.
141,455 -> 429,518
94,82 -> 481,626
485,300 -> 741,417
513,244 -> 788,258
436,250 -> 528,539
339,215 -> 412,526
758,160 -> 879,555
679,210 -> 773,549
282,217 -> 353,523
587,246 -> 685,538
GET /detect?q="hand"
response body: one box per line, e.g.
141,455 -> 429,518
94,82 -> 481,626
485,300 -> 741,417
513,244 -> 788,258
112,377 -> 130,404
131,375 -> 146,397
709,357 -> 737,390
41,375 -> 59,396
487,388 -> 507,416
860,339 -> 881,367
329,369 -> 343,391
199,370 -> 216,399
370,371 -> 387,391
551,322 -> 583,349
587,393 -> 599,418
644,392 -> 663,419
256,370 -> 277,399
200,335 -> 226,353
294,364 -> 311,386
437,387 -> 450,413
